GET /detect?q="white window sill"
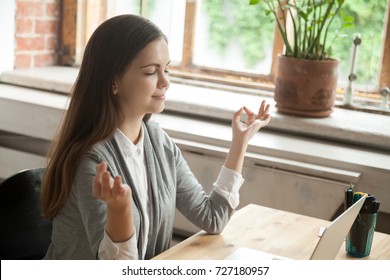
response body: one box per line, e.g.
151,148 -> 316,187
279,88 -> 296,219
1,66 -> 389,152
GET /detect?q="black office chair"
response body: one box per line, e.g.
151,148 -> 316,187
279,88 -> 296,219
0,168 -> 52,259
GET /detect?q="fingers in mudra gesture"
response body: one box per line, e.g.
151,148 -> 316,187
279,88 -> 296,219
93,161 -> 132,209
232,100 -> 271,143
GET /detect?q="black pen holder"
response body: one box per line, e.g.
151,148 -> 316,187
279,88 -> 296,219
346,212 -> 377,258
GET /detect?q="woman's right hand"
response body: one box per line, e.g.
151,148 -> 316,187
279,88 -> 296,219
93,161 -> 134,243
92,161 -> 132,209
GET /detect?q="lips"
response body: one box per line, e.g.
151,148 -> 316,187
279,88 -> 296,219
152,94 -> 166,100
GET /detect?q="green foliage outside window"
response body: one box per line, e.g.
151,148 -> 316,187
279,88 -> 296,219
202,0 -> 387,87
332,0 -> 387,87
202,0 -> 274,68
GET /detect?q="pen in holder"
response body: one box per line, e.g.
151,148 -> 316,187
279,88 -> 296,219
345,192 -> 380,258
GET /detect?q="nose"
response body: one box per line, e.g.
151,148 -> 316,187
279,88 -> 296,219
157,71 -> 170,89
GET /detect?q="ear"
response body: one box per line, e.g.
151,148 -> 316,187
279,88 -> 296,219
112,82 -> 119,95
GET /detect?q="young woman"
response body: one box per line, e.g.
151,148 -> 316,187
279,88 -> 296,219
41,14 -> 271,260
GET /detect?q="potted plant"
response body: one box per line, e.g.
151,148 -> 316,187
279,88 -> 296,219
250,0 -> 354,117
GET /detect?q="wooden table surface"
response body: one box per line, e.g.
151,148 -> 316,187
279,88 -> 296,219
154,204 -> 390,260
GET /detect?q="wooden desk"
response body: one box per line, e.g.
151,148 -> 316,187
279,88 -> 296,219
154,204 -> 390,260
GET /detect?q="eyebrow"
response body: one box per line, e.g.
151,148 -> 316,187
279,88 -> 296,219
140,61 -> 171,69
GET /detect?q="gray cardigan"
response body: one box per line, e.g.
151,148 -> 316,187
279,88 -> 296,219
44,120 -> 235,259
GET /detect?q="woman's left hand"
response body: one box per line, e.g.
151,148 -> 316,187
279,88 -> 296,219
231,100 -> 271,146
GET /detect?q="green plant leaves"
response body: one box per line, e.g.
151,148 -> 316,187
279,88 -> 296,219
247,0 -> 354,60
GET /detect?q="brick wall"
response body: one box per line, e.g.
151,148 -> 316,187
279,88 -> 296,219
14,0 -> 60,68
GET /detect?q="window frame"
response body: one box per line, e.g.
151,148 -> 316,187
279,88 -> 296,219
59,0 -> 390,96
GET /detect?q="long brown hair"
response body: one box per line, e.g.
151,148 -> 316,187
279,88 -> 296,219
41,14 -> 166,219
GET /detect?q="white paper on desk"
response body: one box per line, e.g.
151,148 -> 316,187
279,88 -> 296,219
224,247 -> 290,260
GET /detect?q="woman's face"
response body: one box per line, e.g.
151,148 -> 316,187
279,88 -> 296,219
114,37 -> 170,121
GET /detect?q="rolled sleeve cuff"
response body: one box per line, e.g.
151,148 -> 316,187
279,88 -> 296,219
213,165 -> 244,209
98,228 -> 138,260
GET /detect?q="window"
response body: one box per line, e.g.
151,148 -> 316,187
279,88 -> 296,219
60,0 -> 390,113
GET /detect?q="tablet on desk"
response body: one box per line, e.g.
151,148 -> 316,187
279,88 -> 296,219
225,195 -> 367,260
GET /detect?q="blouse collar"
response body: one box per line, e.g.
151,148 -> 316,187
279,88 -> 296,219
115,125 -> 144,157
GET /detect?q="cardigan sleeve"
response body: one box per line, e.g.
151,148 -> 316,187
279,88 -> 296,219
145,120 -> 241,235
71,154 -> 106,259
173,142 -> 239,234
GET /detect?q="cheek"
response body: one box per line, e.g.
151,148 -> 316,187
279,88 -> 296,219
117,75 -> 157,102
118,83 -> 151,104
125,76 -> 156,92
117,81 -> 137,97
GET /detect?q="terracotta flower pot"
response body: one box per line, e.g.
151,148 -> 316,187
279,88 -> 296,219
274,55 -> 339,118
